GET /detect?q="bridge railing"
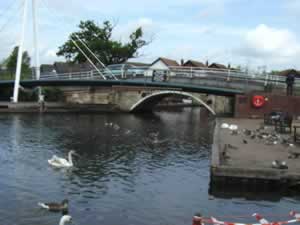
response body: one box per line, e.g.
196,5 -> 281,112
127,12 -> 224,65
39,66 -> 300,93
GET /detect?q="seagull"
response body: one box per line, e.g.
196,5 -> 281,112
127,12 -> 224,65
48,150 -> 79,168
272,160 -> 288,169
252,213 -> 269,224
105,122 -> 113,127
38,199 -> 68,213
59,215 -> 72,225
221,123 -> 229,129
229,124 -> 238,131
290,211 -> 300,219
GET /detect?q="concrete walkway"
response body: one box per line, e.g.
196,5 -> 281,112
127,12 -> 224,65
212,118 -> 300,181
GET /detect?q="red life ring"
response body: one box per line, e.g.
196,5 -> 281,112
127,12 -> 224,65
252,95 -> 265,108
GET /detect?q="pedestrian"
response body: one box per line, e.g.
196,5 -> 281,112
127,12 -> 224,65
152,70 -> 156,82
286,70 -> 296,96
163,71 -> 167,82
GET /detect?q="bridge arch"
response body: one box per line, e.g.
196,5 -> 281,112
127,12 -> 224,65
129,90 -> 216,115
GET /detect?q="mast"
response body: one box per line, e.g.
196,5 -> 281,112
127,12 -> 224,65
32,0 -> 42,101
12,0 -> 29,103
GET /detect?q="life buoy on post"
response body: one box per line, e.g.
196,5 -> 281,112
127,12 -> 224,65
252,95 -> 265,108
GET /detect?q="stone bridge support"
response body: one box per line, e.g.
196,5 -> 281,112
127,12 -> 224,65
62,86 -> 234,116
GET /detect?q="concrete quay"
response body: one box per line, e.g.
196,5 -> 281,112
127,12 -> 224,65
211,118 -> 300,192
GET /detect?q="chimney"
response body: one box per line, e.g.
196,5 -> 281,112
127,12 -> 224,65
181,59 -> 184,66
205,60 -> 209,67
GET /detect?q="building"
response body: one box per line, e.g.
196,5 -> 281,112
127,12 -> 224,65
277,69 -> 300,78
183,60 -> 206,68
149,57 -> 179,70
145,57 -> 180,77
53,62 -> 94,74
125,62 -> 151,67
40,62 -> 97,78
208,63 -> 228,70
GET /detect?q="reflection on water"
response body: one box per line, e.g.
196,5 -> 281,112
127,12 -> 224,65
0,108 -> 299,225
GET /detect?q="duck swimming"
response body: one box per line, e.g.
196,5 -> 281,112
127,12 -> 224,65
38,199 -> 69,212
48,150 -> 79,168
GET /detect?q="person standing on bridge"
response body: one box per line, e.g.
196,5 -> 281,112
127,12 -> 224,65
152,70 -> 156,82
286,70 -> 296,96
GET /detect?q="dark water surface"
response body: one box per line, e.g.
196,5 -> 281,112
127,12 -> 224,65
0,108 -> 299,225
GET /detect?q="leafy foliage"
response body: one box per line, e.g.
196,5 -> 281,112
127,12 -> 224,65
5,46 -> 31,77
57,20 -> 148,65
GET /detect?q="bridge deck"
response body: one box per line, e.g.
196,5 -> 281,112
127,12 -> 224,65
0,79 -> 244,96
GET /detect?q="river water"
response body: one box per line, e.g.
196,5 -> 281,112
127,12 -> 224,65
0,108 -> 299,225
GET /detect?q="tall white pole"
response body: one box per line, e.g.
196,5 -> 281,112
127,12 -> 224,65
32,0 -> 42,101
32,0 -> 40,80
13,0 -> 28,103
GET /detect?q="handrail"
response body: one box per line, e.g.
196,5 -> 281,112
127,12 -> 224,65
39,66 -> 300,89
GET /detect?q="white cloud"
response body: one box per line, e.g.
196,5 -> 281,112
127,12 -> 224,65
284,0 -> 300,13
235,24 -> 300,67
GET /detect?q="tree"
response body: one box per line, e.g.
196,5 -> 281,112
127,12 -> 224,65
57,20 -> 149,65
5,46 -> 31,78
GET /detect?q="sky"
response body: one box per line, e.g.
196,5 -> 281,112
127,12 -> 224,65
0,0 -> 300,71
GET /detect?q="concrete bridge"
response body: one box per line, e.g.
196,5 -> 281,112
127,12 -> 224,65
5,66 -> 296,115
0,79 -> 241,115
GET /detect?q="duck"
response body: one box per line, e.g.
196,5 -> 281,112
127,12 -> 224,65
38,199 -> 69,212
59,215 -> 72,225
48,150 -> 79,168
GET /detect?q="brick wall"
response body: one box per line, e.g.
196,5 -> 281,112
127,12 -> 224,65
235,93 -> 300,118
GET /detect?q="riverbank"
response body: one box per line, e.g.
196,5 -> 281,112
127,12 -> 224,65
0,101 -> 198,113
0,102 -> 117,113
211,118 -> 300,192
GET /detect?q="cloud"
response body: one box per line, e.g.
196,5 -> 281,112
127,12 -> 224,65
235,24 -> 300,67
284,0 -> 300,14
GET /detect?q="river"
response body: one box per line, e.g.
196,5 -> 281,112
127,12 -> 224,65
0,108 -> 299,225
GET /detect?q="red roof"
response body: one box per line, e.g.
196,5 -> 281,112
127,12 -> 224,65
183,60 -> 206,67
151,57 -> 179,67
209,63 -> 227,69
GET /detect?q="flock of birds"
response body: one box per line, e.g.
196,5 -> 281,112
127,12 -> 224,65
36,150 -> 80,225
38,121 -> 162,225
221,122 -> 296,169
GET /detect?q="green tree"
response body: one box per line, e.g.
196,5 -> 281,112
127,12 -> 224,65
57,20 -> 149,65
5,46 -> 31,78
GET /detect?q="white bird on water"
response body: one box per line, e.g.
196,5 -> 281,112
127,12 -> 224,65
48,150 -> 79,168
59,215 -> 72,225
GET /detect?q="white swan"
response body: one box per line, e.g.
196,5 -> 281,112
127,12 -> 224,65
59,215 -> 72,225
48,150 -> 79,168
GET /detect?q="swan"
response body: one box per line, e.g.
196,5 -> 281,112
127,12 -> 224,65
48,150 -> 79,168
59,215 -> 72,225
38,199 -> 68,212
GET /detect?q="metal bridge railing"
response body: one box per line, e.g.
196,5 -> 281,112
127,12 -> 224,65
39,66 -> 300,94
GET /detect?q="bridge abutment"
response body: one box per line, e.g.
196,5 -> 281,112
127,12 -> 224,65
59,86 -> 234,115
